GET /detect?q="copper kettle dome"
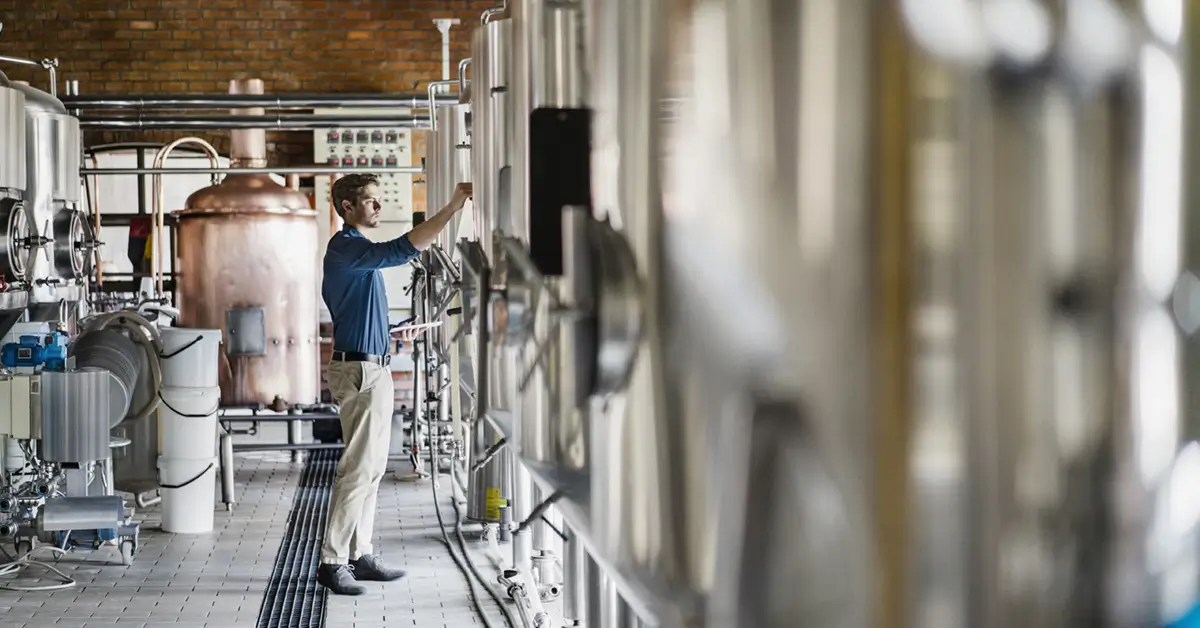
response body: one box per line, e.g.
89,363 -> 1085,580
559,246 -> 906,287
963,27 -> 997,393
178,78 -> 313,217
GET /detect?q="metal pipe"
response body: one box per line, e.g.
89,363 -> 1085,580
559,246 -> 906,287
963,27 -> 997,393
80,166 -> 423,176
0,54 -> 57,96
231,443 -> 344,452
219,412 -> 341,422
59,93 -> 458,110
78,113 -> 428,130
428,80 -> 458,130
459,58 -> 472,94
482,4 -> 507,23
563,524 -> 586,625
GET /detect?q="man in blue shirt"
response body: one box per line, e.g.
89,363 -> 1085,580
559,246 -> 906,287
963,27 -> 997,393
317,173 -> 472,596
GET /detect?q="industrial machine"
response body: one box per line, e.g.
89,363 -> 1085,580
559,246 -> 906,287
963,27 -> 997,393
414,1 -> 1200,628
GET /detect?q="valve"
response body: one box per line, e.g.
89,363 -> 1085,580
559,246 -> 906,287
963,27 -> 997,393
0,521 -> 13,538
0,496 -> 11,512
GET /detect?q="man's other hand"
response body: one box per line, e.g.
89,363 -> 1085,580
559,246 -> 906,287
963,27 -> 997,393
450,182 -> 473,211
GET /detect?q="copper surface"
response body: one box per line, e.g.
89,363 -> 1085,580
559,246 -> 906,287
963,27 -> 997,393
174,77 -> 320,407
175,211 -> 320,406
228,79 -> 266,167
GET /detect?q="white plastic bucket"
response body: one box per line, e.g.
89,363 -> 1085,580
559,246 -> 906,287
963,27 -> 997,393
158,455 -> 217,534
160,327 -> 223,388
158,386 -> 219,459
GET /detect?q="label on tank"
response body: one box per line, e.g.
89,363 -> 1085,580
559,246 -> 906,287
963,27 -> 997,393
485,488 -> 503,521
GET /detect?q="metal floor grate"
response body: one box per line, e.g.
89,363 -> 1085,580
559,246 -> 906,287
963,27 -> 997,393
256,448 -> 340,628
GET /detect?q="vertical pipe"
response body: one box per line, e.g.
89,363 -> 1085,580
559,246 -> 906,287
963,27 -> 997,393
563,524 -> 586,625
586,552 -> 604,628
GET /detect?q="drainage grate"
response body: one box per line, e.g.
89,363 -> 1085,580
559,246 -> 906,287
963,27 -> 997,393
256,449 -> 340,628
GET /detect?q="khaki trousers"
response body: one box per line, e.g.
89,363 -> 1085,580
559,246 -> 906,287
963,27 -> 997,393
319,360 -> 395,565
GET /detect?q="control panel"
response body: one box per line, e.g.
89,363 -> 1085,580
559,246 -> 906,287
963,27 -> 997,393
312,108 -> 414,224
313,108 -> 417,324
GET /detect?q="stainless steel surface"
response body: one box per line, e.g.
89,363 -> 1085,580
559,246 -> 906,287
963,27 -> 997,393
40,368 -> 112,463
468,408 -> 510,522
70,329 -> 143,428
10,81 -> 85,306
80,166 -> 423,176
0,196 -> 30,282
111,344 -> 159,496
78,113 -> 428,130
564,522 -> 587,623
175,79 -> 320,408
0,82 -> 26,193
472,24 -> 495,262
61,93 -> 457,110
39,495 -> 124,532
432,104 -> 472,249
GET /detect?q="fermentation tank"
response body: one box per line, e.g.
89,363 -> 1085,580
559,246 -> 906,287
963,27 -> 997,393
9,80 -> 89,322
0,71 -> 28,327
175,79 -> 319,408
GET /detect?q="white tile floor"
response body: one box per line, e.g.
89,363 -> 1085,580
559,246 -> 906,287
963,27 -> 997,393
0,424 -> 523,628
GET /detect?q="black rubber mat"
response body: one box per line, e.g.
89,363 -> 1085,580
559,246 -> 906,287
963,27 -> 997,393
256,449 -> 340,628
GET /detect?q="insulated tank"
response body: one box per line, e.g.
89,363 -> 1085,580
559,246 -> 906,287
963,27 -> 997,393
175,79 -> 319,408
9,80 -> 88,319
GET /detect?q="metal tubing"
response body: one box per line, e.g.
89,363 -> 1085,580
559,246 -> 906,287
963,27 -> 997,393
220,431 -> 235,509
564,524 -> 586,624
231,443 -> 344,452
219,412 -> 341,422
78,113 -> 427,130
0,54 -> 57,96
80,166 -> 423,176
459,58 -> 472,94
59,93 -> 457,110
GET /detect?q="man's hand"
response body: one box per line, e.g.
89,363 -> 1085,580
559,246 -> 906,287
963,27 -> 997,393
391,327 -> 421,343
449,182 -> 473,212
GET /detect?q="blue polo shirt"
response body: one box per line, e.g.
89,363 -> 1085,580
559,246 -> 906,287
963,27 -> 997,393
322,226 -> 419,356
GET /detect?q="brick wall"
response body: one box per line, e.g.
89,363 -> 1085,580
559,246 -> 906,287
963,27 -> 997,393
0,0 -> 490,210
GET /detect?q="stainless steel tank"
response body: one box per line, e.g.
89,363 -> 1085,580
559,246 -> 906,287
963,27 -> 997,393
175,79 -> 319,408
40,368 -> 111,463
0,71 -> 28,303
9,81 -> 87,318
0,71 -> 26,198
433,104 -> 471,250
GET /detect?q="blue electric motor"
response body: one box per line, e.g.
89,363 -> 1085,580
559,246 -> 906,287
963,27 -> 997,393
1,332 -> 69,371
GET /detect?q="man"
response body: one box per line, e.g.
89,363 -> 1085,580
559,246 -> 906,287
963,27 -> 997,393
317,173 -> 472,596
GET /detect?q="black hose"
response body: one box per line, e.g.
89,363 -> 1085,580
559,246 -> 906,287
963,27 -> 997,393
429,407 -> 514,627
452,488 -> 519,628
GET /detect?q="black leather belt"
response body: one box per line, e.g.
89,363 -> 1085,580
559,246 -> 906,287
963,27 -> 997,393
330,350 -> 390,366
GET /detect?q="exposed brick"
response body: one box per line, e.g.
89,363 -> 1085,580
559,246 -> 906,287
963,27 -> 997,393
4,0 -> 494,210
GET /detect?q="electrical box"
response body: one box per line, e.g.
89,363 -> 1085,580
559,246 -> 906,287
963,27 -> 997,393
313,108 -> 416,316
0,375 -> 38,439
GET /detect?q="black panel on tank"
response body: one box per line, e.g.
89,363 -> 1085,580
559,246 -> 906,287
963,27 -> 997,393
528,107 -> 591,277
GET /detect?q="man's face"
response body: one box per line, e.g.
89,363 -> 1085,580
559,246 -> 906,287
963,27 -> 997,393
342,183 -> 382,228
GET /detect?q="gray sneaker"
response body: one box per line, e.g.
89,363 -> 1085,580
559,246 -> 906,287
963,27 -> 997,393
350,554 -> 407,582
317,563 -> 366,595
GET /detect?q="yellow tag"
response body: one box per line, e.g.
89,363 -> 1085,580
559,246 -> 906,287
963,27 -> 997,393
485,488 -> 502,521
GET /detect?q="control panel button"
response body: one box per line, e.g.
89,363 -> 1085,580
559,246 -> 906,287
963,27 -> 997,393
357,156 -> 369,166
341,156 -> 354,167
340,130 -> 353,143
328,156 -> 339,165
327,131 -> 340,144
371,156 -> 384,166
356,131 -> 369,143
371,131 -> 384,144
385,131 -> 398,143
385,155 -> 398,167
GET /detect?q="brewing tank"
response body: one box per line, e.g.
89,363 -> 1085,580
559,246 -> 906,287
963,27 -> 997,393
175,79 -> 320,408
10,81 -> 87,312
0,71 -> 28,288
0,71 -> 26,196
433,104 -> 472,250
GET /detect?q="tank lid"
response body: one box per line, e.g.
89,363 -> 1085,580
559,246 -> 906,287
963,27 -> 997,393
178,174 -> 316,217
9,82 -> 67,115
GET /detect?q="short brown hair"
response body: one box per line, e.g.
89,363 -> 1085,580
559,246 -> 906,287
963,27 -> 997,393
331,174 -> 380,218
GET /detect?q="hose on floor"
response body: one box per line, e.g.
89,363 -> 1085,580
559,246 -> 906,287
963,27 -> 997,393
0,544 -> 76,592
430,461 -> 515,628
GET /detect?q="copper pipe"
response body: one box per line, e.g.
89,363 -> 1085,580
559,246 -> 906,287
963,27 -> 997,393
229,79 -> 267,168
150,139 -> 221,297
